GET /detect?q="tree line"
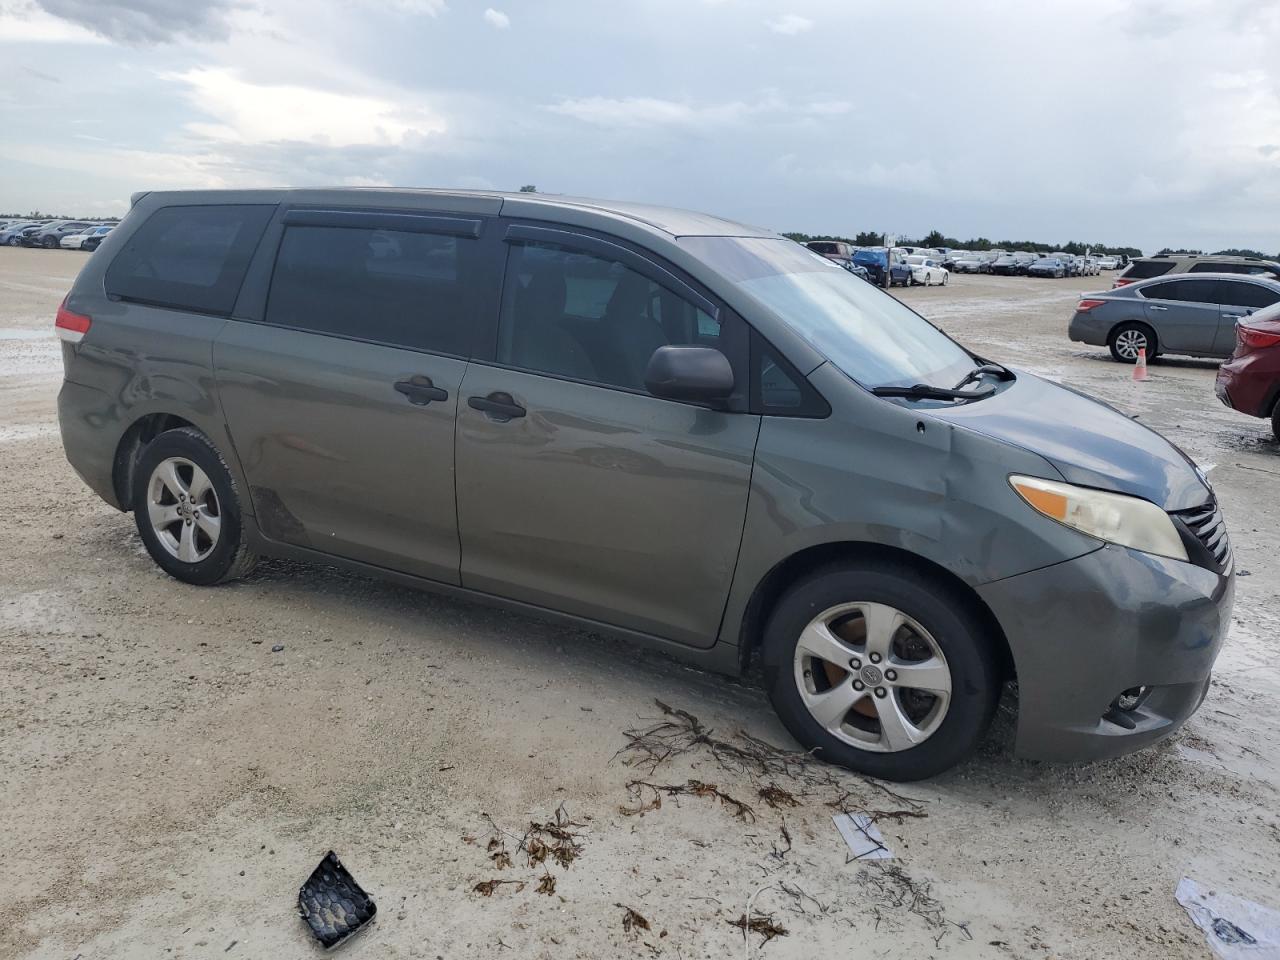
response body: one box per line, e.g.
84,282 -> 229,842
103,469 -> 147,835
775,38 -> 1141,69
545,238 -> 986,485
1,211 -> 122,222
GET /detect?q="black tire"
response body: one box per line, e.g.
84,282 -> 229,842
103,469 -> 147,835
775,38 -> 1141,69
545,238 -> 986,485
132,426 -> 256,585
1271,403 -> 1280,442
761,561 -> 999,781
1108,321 -> 1157,364
43,236 -> 57,249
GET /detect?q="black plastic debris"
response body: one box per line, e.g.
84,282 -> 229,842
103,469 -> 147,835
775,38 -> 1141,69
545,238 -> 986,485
298,851 -> 376,949
1212,917 -> 1257,946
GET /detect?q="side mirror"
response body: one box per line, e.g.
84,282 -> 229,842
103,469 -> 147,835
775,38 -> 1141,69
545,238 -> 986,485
644,345 -> 734,403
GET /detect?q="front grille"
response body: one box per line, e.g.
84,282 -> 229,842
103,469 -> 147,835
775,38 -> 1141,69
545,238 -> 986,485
1172,501 -> 1232,573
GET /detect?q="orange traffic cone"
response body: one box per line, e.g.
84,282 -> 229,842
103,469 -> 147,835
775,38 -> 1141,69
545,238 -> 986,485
1133,347 -> 1149,381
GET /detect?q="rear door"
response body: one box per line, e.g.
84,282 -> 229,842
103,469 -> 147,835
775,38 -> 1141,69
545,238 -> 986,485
1215,278 -> 1280,355
1140,278 -> 1222,353
213,209 -> 500,583
453,223 -> 760,646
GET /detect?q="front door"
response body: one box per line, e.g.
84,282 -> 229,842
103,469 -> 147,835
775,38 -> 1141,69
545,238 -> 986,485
454,227 -> 760,647
214,211 -> 495,583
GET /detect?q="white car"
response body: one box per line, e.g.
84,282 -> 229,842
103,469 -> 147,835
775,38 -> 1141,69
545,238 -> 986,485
1095,255 -> 1118,270
905,255 -> 949,286
60,226 -> 103,249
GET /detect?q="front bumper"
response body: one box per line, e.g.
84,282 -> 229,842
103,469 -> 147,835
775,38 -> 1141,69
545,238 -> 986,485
978,544 -> 1233,762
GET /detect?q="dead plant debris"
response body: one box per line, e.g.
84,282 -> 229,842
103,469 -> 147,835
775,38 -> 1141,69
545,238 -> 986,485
617,904 -> 651,937
729,912 -> 788,946
758,782 -> 800,809
622,779 -> 757,822
536,872 -> 556,896
473,879 -> 526,897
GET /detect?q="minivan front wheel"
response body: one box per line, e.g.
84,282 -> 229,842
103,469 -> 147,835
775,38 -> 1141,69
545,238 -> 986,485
133,427 -> 256,585
762,563 -> 998,781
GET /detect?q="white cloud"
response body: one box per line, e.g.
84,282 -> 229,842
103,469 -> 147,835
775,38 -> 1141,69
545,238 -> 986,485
483,7 -> 508,29
545,94 -> 790,129
765,13 -> 812,35
168,67 -> 447,147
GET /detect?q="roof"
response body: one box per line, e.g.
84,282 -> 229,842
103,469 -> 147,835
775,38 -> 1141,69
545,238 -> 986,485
132,186 -> 777,240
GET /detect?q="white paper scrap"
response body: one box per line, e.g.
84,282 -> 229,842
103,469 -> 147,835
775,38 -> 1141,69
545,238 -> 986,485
1176,877 -> 1280,959
832,812 -> 893,861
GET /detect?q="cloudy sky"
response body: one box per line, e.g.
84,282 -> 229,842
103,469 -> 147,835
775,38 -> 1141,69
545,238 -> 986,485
1,0 -> 1277,252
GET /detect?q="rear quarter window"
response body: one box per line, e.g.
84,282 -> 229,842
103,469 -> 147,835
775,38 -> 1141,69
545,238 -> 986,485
1122,260 -> 1175,280
105,205 -> 274,315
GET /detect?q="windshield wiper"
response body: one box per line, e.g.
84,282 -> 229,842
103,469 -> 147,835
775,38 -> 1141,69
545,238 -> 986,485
871,383 -> 996,402
953,362 -> 1013,390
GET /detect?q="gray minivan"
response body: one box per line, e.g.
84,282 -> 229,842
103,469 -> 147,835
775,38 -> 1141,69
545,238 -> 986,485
56,189 -> 1234,780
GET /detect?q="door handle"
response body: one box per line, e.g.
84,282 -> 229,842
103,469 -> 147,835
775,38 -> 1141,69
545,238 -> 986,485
468,391 -> 526,421
1223,313 -> 1244,319
394,376 -> 448,405
1148,305 -> 1168,311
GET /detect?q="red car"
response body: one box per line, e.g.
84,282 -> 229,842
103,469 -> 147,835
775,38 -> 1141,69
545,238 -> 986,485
1216,302 -> 1280,439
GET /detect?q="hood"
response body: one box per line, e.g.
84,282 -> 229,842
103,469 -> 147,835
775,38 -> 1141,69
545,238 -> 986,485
927,371 -> 1211,511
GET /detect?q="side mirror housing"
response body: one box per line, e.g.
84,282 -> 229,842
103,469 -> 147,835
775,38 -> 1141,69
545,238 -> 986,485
644,345 -> 735,403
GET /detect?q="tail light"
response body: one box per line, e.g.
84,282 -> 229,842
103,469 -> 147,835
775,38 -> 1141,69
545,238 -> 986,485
1076,299 -> 1106,312
1238,324 -> 1280,350
55,295 -> 91,344
1113,278 -> 1135,287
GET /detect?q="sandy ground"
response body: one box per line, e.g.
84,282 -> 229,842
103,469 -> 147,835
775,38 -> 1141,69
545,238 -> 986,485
1,246 -> 1278,960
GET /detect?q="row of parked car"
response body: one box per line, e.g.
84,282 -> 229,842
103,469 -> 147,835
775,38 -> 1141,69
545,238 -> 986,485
1067,252 -> 1280,439
0,218 -> 116,251
804,240 -> 1126,287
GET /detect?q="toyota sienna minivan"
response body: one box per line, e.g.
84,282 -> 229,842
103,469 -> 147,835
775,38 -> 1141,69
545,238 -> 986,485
56,189 -> 1234,781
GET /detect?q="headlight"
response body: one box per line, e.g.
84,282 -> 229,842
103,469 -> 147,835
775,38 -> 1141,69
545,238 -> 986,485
1009,475 -> 1188,562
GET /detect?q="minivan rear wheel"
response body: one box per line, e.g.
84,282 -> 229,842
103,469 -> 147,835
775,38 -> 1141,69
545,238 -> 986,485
132,427 -> 256,586
762,562 -> 999,781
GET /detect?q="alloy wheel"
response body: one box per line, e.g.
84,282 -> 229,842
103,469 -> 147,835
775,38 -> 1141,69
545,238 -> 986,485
146,456 -> 221,563
1114,328 -> 1147,361
793,602 -> 952,752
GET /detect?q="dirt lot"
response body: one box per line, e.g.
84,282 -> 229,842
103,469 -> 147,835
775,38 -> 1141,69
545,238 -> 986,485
2,247 -> 1278,960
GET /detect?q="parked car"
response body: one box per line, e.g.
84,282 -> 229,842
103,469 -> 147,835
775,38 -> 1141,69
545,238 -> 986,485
22,220 -> 96,248
851,246 -> 912,288
57,188 -> 1233,781
805,240 -> 857,268
1215,302 -> 1280,439
1096,256 -> 1119,271
0,220 -> 44,245
952,253 -> 988,274
990,255 -> 1020,276
80,225 -> 114,251
905,255 -> 949,286
840,260 -> 873,282
1027,257 -> 1066,279
1012,252 -> 1037,275
1114,254 -> 1280,288
63,225 -> 113,250
1068,273 -> 1280,362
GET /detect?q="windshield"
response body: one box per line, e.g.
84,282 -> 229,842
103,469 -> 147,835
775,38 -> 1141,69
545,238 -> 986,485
680,237 -> 975,390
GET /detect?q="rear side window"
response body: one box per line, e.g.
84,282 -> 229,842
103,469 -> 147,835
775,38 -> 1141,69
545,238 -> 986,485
265,224 -> 472,356
1187,261 -> 1271,275
1122,260 -> 1175,280
105,205 -> 273,315
1141,279 -> 1220,304
1218,280 -> 1280,309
